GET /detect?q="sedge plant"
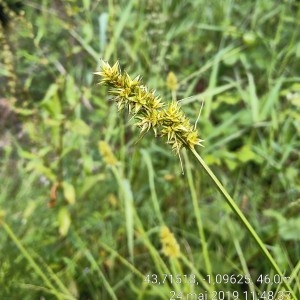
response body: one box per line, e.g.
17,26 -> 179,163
95,61 -> 297,299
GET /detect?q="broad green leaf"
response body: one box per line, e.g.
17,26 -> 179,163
25,160 -> 56,182
278,218 -> 300,241
236,145 -> 257,163
58,207 -> 71,237
224,158 -> 238,170
263,210 -> 300,240
62,182 -> 76,205
204,154 -> 221,166
40,83 -> 62,117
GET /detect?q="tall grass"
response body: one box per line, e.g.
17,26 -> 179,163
1,0 -> 299,299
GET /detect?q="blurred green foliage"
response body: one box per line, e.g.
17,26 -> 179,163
0,0 -> 299,299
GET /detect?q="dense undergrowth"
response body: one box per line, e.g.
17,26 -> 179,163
0,0 -> 299,299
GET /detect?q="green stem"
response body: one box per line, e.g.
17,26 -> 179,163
189,147 -> 296,300
183,150 -> 213,292
1,221 -> 75,300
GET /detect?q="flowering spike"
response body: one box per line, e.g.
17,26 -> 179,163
160,226 -> 181,258
95,61 -> 204,164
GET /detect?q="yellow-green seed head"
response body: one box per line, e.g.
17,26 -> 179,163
95,61 -> 203,157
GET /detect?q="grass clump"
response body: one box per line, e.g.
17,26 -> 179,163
1,0 -> 299,299
96,61 -> 298,300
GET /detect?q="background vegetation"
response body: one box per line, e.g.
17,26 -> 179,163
0,0 -> 299,299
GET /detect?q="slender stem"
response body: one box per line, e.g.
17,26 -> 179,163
141,149 -> 164,224
1,221 -> 75,300
189,147 -> 296,299
183,150 -> 213,292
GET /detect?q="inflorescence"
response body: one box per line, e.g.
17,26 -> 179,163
95,61 -> 203,157
160,226 -> 180,258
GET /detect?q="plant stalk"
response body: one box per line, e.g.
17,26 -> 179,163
189,147 -> 296,299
